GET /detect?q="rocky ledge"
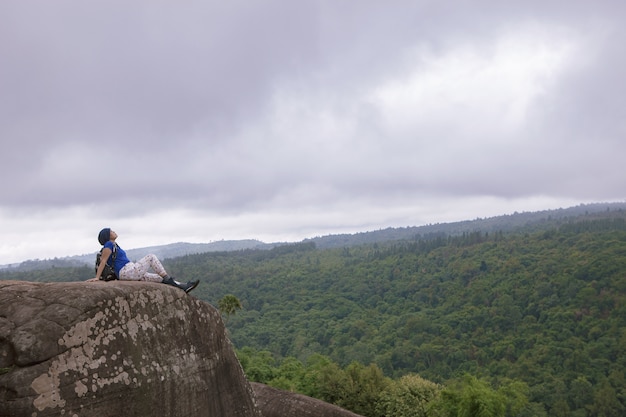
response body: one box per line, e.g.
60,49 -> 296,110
0,280 -> 260,417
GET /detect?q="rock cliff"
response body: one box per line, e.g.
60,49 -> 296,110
0,280 -> 261,417
251,383 -> 363,417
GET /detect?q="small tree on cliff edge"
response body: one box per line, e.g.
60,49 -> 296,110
218,294 -> 243,322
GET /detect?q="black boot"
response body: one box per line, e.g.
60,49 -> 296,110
182,280 -> 200,293
162,276 -> 199,293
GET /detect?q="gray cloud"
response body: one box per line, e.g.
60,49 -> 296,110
1,1 -> 624,263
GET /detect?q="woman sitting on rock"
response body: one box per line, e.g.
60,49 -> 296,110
90,228 -> 199,293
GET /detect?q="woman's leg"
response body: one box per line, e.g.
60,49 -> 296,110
119,254 -> 199,293
119,254 -> 166,282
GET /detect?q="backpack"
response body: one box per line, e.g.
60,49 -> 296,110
96,243 -> 118,281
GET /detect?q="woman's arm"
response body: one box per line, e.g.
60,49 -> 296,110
90,247 -> 113,281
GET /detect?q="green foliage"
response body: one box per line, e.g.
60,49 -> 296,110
587,378 -> 625,417
0,265 -> 90,282
223,215 -> 626,416
236,347 -> 277,382
376,374 -> 442,417
218,294 -> 243,317
434,375 -> 508,417
236,348 -> 528,417
326,361 -> 390,416
238,348 -> 393,417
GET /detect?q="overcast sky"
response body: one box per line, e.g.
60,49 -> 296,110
1,1 -> 624,265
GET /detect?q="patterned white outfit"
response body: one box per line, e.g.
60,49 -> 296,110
119,254 -> 167,282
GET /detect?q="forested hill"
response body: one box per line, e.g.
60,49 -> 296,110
170,209 -> 626,416
2,205 -> 626,416
307,201 -> 626,248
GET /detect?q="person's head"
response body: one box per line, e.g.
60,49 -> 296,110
98,228 -> 117,245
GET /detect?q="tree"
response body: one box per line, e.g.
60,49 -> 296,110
589,379 -> 624,417
236,347 -> 276,382
218,294 -> 243,320
376,373 -> 442,417
316,361 -> 390,417
570,376 -> 593,412
268,356 -> 305,392
434,375 -> 516,417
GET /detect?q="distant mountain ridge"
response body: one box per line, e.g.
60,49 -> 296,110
308,201 -> 626,248
2,239 -> 271,272
3,201 -> 625,272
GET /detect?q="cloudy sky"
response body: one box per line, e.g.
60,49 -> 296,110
1,1 -> 624,265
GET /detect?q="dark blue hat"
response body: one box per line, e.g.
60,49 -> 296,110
98,228 -> 111,245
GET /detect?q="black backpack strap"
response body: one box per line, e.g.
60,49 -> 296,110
108,243 -> 118,266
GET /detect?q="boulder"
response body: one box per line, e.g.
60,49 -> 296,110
0,280 -> 261,417
251,383 -> 363,417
